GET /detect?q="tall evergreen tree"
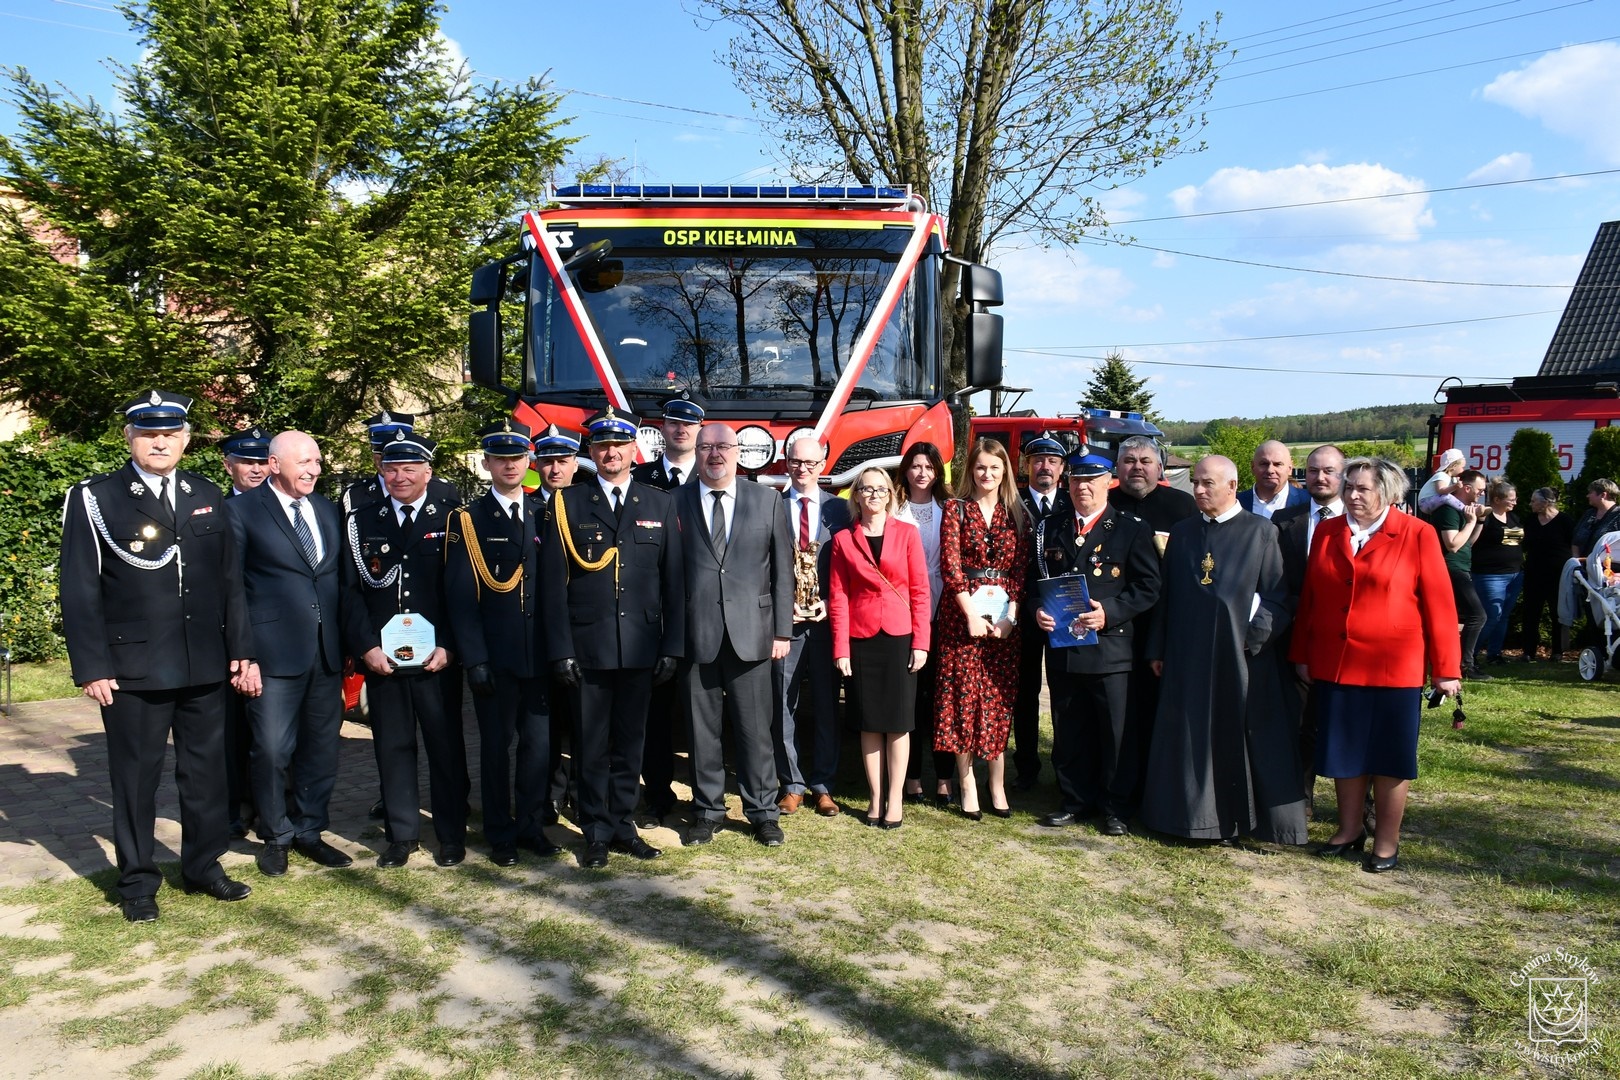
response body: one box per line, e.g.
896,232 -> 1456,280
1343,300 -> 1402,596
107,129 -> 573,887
1079,352 -> 1156,420
1504,427 -> 1563,503
0,0 -> 569,443
1572,427 -> 1620,512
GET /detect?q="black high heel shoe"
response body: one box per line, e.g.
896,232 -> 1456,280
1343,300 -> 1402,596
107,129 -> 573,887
959,804 -> 983,822
1313,831 -> 1367,858
987,801 -> 1012,819
1363,848 -> 1399,873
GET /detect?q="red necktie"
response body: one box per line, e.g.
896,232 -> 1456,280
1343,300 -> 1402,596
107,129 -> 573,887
798,495 -> 811,550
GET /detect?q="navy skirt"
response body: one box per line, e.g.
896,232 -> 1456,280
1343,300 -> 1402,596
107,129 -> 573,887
1314,681 -> 1421,780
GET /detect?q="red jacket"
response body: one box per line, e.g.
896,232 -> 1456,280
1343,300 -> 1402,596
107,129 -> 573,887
1289,508 -> 1462,686
829,518 -> 933,659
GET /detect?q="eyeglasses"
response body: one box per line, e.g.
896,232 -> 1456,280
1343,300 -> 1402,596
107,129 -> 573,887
857,486 -> 891,497
786,458 -> 822,469
698,443 -> 737,455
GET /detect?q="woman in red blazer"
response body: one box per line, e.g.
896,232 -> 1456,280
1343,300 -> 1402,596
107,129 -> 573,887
829,467 -> 933,828
1291,457 -> 1462,873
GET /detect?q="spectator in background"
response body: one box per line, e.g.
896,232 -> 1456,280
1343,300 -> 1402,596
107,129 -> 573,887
1519,487 -> 1573,662
1433,469 -> 1491,682
1472,479 -> 1525,666
1571,478 -> 1620,559
1238,440 -> 1310,519
893,442 -> 954,805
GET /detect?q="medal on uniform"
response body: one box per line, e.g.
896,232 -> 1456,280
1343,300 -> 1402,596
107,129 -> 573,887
380,544 -> 390,553
129,482 -> 145,496
1200,552 -> 1214,585
130,541 -> 144,552
1090,551 -> 1104,577
142,525 -> 157,539
1111,566 -> 1121,578
370,557 -> 383,575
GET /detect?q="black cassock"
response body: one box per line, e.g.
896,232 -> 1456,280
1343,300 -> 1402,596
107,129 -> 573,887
1140,511 -> 1308,844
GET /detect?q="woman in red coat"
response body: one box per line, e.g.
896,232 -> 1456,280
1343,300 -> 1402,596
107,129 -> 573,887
1291,457 -> 1462,873
829,468 -> 932,828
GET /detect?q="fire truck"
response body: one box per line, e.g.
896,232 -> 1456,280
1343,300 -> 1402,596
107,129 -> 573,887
972,408 -> 1166,476
466,184 -> 1005,483
1430,375 -> 1620,483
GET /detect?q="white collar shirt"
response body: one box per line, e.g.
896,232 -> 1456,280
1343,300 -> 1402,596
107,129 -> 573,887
699,481 -> 737,544
1250,485 -> 1290,520
268,481 -> 323,561
1305,498 -> 1344,552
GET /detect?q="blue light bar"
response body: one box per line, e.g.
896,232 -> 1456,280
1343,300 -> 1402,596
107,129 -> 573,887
548,183 -> 915,207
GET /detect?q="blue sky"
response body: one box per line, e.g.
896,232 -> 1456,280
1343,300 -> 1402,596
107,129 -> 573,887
5,0 -> 1619,424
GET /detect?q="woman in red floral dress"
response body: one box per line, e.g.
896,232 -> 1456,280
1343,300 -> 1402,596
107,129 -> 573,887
934,438 -> 1031,820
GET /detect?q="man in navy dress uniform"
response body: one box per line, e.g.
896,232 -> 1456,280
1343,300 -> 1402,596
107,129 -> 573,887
220,425 -> 272,838
59,391 -> 255,921
1013,434 -> 1073,791
342,430 -> 467,868
542,408 -> 685,868
533,425 -> 582,822
446,420 -> 564,866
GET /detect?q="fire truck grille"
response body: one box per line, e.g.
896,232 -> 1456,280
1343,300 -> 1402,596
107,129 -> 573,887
832,433 -> 906,474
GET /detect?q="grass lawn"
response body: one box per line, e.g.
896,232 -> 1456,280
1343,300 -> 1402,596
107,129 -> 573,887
0,662 -> 1615,1077
6,660 -> 78,704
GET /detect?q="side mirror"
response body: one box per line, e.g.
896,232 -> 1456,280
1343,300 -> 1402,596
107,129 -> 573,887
961,263 -> 1004,390
468,308 -> 502,393
962,264 -> 1004,308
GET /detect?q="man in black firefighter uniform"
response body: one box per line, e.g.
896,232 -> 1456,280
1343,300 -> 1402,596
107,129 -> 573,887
629,396 -> 703,822
533,424 -> 583,822
1013,434 -> 1072,791
59,391 -> 255,921
542,408 -> 685,868
220,425 -> 272,839
342,430 -> 467,868
446,420 -> 564,866
1033,452 -> 1162,835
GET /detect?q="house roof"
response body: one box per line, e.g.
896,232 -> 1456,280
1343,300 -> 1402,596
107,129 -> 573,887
1539,220 -> 1620,377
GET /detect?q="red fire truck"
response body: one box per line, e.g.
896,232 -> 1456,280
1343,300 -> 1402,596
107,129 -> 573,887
1430,375 -> 1620,483
467,184 -> 1005,482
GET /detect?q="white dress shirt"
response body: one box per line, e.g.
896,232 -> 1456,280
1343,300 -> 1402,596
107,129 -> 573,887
268,481 -> 323,561
699,482 -> 737,545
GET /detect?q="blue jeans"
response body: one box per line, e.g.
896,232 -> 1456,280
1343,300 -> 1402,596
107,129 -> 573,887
1474,572 -> 1524,659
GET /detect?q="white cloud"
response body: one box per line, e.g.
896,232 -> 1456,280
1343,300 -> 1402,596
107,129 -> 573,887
1168,163 -> 1434,244
437,32 -> 468,75
1483,43 -> 1620,165
1465,152 -> 1533,184
995,246 -> 1134,312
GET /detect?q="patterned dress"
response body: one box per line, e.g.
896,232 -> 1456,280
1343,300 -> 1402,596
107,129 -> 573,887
933,498 -> 1029,758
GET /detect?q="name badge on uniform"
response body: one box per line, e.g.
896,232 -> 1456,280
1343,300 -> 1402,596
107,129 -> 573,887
635,519 -> 663,528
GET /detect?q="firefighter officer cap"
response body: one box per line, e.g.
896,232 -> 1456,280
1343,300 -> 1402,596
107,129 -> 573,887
1067,451 -> 1114,480
661,397 -> 705,426
533,424 -> 581,458
122,390 -> 193,430
478,419 -> 533,458
380,429 -> 435,464
221,426 -> 271,462
586,406 -> 638,444
365,409 -> 415,449
1025,433 -> 1066,460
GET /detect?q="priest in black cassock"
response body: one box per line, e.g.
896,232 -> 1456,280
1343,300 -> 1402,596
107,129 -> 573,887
1139,455 -> 1308,845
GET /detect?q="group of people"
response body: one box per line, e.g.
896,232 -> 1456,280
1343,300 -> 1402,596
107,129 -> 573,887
62,389 -> 1541,924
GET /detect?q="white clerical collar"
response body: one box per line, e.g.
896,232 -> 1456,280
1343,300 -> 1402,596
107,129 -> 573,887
1204,503 -> 1244,524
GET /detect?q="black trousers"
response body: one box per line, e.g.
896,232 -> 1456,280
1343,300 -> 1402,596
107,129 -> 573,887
1449,567 -> 1487,667
1519,573 -> 1568,657
473,673 -> 550,848
100,682 -> 230,899
1047,668 -> 1134,818
574,667 -> 653,844
1010,613 -> 1045,782
247,667 -> 343,845
223,691 -> 254,827
546,674 -> 576,811
367,670 -> 468,847
640,676 -> 681,814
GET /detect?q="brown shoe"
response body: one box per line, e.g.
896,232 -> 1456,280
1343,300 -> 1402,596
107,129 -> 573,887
812,793 -> 838,817
777,792 -> 803,814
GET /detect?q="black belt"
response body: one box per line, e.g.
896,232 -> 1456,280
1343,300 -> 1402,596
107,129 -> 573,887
964,568 -> 1003,581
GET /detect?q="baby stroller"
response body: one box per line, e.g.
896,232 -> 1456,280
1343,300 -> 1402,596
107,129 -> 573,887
1573,531 -> 1620,680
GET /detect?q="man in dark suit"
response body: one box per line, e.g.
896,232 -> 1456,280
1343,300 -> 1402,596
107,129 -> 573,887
1012,434 -> 1072,791
1238,440 -> 1311,519
676,423 -> 796,847
445,421 -> 564,867
342,431 -> 467,868
59,391 -> 254,921
1272,444 -> 1345,817
224,430 -> 350,877
532,425 -> 583,824
542,408 -> 684,868
774,435 -> 851,816
1031,453 -> 1162,835
220,426 -> 272,839
630,396 -> 702,822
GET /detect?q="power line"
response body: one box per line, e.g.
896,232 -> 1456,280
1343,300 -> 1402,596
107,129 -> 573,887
1229,0 -> 1538,67
1111,240 -> 1584,288
1109,167 -> 1620,225
0,9 -> 131,35
1227,0 -> 1413,43
558,87 -> 759,125
1005,349 -> 1458,380
1014,308 -> 1559,349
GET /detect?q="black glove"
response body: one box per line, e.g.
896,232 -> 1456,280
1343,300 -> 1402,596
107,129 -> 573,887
652,656 -> 677,686
466,663 -> 496,698
553,658 -> 582,688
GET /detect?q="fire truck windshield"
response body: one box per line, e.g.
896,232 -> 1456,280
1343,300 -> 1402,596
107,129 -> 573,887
531,224 -> 934,407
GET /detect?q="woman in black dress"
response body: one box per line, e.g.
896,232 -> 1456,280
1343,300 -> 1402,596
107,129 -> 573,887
1519,487 -> 1574,660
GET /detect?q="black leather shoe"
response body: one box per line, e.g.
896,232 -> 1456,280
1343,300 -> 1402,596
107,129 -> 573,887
516,835 -> 565,858
609,836 -> 663,861
183,875 -> 252,902
377,841 -> 417,868
1101,816 -> 1128,836
257,842 -> 289,877
1039,811 -> 1080,827
1363,849 -> 1400,873
1314,831 -> 1367,858
122,896 -> 159,922
434,844 -> 466,867
686,819 -> 718,846
368,799 -> 386,820
293,837 -> 354,868
582,842 -> 609,869
489,846 -> 519,867
754,821 -> 785,847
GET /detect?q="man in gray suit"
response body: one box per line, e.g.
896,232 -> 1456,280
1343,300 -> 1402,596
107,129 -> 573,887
774,436 -> 850,817
677,423 -> 796,847
224,431 -> 352,877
